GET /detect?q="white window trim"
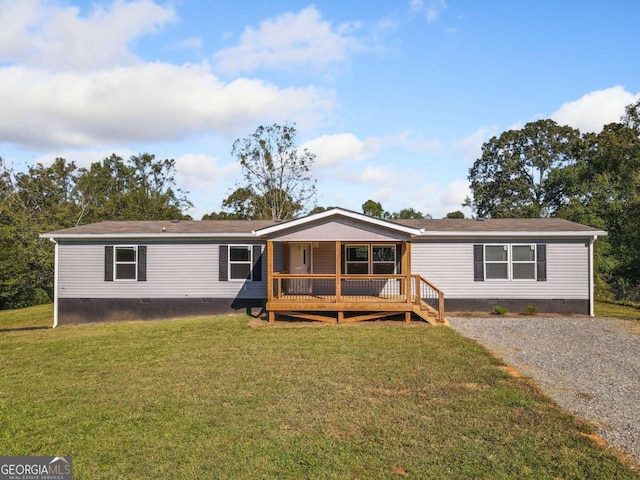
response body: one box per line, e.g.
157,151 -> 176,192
114,245 -> 138,282
483,244 -> 537,281
511,244 -> 537,281
345,244 -> 397,275
228,245 -> 253,281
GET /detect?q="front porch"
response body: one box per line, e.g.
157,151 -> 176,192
265,240 -> 446,325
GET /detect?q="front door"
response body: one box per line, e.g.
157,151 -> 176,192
289,243 -> 312,293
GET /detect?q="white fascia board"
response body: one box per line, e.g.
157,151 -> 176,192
417,230 -> 608,238
253,208 -> 421,236
39,233 -> 259,240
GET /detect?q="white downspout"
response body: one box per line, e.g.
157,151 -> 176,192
589,235 -> 597,317
49,238 -> 59,328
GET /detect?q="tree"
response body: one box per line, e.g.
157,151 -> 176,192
75,154 -> 192,223
389,208 -> 430,219
465,119 -> 581,218
230,124 -> 317,221
362,199 -> 386,218
446,210 -> 465,219
553,120 -> 640,300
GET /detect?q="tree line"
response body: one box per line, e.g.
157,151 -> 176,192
465,99 -> 640,302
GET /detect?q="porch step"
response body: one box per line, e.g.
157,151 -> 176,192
412,302 -> 448,326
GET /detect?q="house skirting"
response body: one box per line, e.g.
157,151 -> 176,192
445,298 -> 589,315
57,297 -> 265,325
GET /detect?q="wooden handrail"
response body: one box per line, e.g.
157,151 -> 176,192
412,274 -> 445,323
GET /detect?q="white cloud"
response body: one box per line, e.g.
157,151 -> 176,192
453,126 -> 497,163
213,6 -> 364,75
551,86 -> 640,133
302,133 -> 381,167
440,179 -> 470,207
410,0 -> 447,23
0,62 -> 336,150
0,0 -> 176,71
175,154 -> 240,189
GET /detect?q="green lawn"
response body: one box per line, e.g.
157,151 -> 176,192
1,316 -> 636,479
0,303 -> 53,329
595,301 -> 640,319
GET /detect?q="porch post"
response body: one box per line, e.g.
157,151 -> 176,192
267,241 -> 274,323
335,241 -> 341,304
404,241 -> 412,305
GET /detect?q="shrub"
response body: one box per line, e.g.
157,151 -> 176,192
521,305 -> 540,316
492,305 -> 508,315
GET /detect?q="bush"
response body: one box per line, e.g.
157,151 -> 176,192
521,305 -> 540,316
492,305 -> 508,315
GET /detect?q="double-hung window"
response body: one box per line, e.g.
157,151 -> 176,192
484,245 -> 509,280
115,246 -> 137,280
512,245 -> 536,280
345,245 -> 369,274
483,244 -> 537,281
345,245 -> 397,275
229,246 -> 252,280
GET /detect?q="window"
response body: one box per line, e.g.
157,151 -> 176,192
115,246 -> 137,280
345,244 -> 397,275
482,244 -> 537,281
346,245 -> 369,274
229,246 -> 252,280
372,245 -> 396,274
485,245 -> 509,280
512,245 -> 536,280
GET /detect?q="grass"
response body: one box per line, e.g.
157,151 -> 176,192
595,301 -> 640,320
1,315 -> 637,479
0,303 -> 53,329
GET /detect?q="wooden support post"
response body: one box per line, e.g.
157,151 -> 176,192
405,242 -> 412,305
267,241 -> 274,301
405,311 -> 411,323
335,241 -> 341,304
268,311 -> 275,323
337,311 -> 344,323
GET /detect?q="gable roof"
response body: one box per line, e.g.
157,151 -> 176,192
40,208 -> 606,240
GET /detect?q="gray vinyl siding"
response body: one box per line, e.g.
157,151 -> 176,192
411,239 -> 589,299
58,240 -> 266,299
312,242 -> 336,274
269,218 -> 410,242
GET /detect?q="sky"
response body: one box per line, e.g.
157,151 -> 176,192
0,0 -> 639,219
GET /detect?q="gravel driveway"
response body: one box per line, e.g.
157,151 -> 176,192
448,315 -> 640,464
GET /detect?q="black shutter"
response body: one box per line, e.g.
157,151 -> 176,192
219,245 -> 228,281
473,245 -> 484,281
252,245 -> 262,281
341,245 -> 346,275
105,246 -> 114,281
396,244 -> 402,274
137,246 -> 147,282
537,244 -> 547,281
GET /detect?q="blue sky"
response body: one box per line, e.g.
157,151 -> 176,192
0,0 -> 638,219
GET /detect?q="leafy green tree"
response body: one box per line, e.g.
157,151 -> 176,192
465,119 -> 581,218
231,124 -> 317,220
362,199 -> 386,218
554,120 -> 640,300
446,210 -> 465,219
389,208 -> 430,219
75,153 -> 192,222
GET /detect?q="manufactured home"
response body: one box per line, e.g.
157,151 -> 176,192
41,208 -> 606,326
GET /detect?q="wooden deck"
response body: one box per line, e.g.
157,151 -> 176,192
266,275 -> 446,325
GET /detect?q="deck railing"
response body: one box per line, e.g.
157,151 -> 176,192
412,274 -> 445,322
271,273 -> 410,303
